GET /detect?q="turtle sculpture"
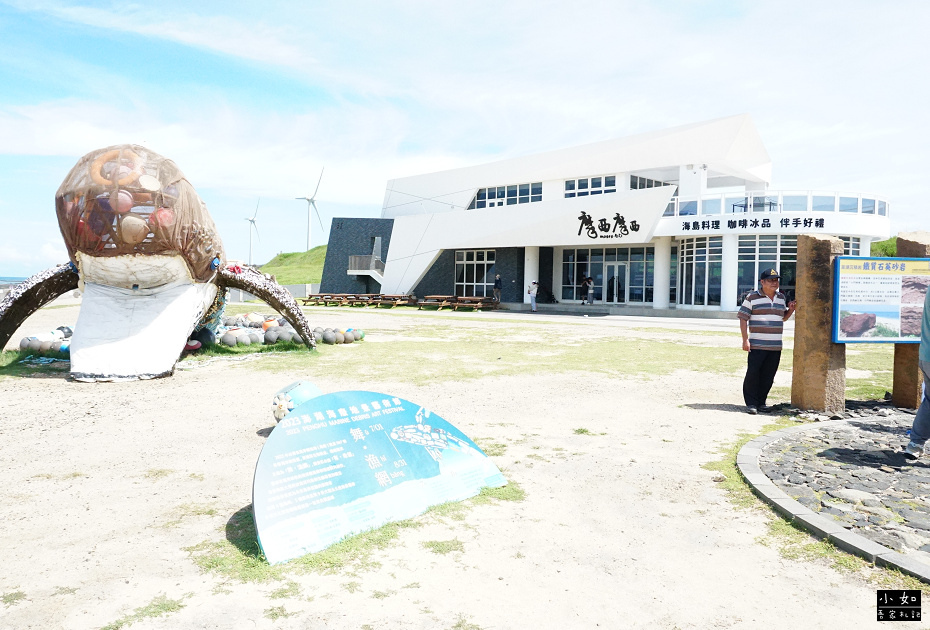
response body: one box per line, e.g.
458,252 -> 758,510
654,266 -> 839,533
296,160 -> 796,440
0,144 -> 315,381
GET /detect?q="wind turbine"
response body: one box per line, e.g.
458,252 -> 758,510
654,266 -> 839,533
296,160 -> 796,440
296,168 -> 325,251
245,198 -> 260,266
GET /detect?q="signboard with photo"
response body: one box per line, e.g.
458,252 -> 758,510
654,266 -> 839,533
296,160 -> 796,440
832,256 -> 930,343
252,390 -> 507,564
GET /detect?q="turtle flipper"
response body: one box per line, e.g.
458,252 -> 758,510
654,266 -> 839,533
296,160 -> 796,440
0,263 -> 80,351
216,267 -> 316,349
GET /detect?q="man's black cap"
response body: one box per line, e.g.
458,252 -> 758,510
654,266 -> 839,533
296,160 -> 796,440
760,268 -> 780,280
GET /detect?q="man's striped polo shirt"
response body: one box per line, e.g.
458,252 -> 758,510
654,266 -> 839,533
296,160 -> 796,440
738,290 -> 788,351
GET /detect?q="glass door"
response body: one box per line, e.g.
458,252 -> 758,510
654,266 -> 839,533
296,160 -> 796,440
606,263 -> 628,304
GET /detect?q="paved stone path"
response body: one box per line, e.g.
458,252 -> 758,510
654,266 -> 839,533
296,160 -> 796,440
753,401 -> 930,577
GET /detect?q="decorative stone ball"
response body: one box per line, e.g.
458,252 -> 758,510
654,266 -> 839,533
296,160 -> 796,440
313,327 -> 324,334
49,341 -> 62,353
192,328 -> 216,347
324,328 -> 334,334
19,337 -> 31,350
39,340 -> 52,352
110,189 -> 134,214
248,332 -> 261,344
60,342 -> 70,355
150,206 -> 175,227
334,332 -> 345,344
264,329 -> 280,344
221,332 -> 238,347
313,331 -> 322,341
357,329 -> 365,340
321,330 -> 336,344
280,331 -> 296,343
262,319 -> 279,331
120,214 -> 150,245
237,335 -> 252,346
343,331 -> 354,343
28,338 -> 42,351
277,318 -> 287,326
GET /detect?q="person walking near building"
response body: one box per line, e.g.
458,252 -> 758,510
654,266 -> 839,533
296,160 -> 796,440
493,273 -> 502,302
905,285 -> 930,459
586,277 -> 595,305
738,268 -> 797,414
527,281 -> 538,312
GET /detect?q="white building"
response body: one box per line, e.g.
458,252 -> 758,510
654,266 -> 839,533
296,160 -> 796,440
322,114 -> 891,311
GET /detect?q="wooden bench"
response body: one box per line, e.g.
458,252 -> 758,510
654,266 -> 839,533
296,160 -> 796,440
300,294 -> 324,306
417,295 -> 456,311
452,296 -> 500,311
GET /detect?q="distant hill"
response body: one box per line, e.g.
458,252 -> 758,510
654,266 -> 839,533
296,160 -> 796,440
259,246 -> 327,284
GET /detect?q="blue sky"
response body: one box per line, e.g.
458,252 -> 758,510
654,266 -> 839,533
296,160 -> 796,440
0,0 -> 927,277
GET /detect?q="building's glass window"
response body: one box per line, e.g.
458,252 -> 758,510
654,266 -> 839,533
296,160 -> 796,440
678,237 -> 722,306
725,196 -> 747,214
862,199 -> 875,214
736,235 -> 797,305
840,237 -> 861,256
878,200 -> 887,216
812,195 -> 835,212
702,198 -> 721,215
839,197 -> 859,213
562,246 -> 654,303
566,175 -> 617,198
630,175 -> 669,190
454,249 -> 496,297
468,183 -> 541,209
782,196 -> 807,212
679,200 -> 698,216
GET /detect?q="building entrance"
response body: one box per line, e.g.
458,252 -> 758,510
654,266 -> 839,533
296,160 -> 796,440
605,263 -> 628,304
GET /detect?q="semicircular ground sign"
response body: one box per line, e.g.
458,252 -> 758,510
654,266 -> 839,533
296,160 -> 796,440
252,390 -> 507,564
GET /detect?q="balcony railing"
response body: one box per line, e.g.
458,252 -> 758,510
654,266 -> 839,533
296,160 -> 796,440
662,191 -> 890,219
348,255 -> 385,275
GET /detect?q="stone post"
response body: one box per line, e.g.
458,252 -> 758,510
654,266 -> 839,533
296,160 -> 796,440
893,231 -> 930,408
791,235 -> 846,413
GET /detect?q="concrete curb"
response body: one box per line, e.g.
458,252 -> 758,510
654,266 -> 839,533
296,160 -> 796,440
736,420 -> 930,584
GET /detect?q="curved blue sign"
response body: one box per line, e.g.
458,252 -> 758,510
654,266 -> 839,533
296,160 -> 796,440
253,390 -> 506,564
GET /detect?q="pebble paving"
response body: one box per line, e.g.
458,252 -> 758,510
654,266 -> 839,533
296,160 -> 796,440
758,401 -> 930,568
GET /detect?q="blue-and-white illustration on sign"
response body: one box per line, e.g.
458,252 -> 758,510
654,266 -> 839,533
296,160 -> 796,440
252,390 -> 507,564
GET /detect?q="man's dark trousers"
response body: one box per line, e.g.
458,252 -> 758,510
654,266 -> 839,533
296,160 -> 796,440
743,349 -> 781,408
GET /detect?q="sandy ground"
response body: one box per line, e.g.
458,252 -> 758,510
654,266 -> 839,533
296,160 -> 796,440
0,305 -> 908,629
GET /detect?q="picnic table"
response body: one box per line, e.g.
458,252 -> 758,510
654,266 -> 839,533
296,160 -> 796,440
343,294 -> 380,306
452,296 -> 500,311
417,295 -> 456,311
371,294 -> 416,308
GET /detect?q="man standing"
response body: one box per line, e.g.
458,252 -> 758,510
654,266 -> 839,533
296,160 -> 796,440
738,268 -> 797,414
905,284 -> 930,459
493,273 -> 502,302
527,281 -> 538,312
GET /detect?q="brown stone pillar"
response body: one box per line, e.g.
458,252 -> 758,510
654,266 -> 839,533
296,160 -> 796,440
892,231 -> 930,408
791,235 -> 846,413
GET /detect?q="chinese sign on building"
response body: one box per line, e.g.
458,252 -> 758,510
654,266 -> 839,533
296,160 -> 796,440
253,390 -> 507,564
832,257 -> 930,343
681,217 -> 827,232
577,211 -> 640,240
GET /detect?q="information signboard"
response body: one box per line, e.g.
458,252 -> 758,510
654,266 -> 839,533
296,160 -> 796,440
832,256 -> 930,343
252,390 -> 507,564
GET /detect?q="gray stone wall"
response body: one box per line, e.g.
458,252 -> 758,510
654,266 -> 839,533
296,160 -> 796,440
320,218 -> 394,294
411,247 -> 526,301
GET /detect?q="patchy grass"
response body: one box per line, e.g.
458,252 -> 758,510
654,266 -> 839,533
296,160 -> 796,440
474,438 -> 506,457
342,581 -> 361,593
143,469 -> 173,480
2,591 -> 26,607
263,605 -> 296,621
371,589 -> 395,599
269,581 -> 300,599
0,349 -> 70,379
52,586 -> 77,596
573,427 -> 591,435
450,614 -> 483,630
422,539 -> 464,555
100,594 -> 187,630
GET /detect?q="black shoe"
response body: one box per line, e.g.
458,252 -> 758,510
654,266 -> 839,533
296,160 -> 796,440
747,406 -> 758,415
760,405 -> 774,413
